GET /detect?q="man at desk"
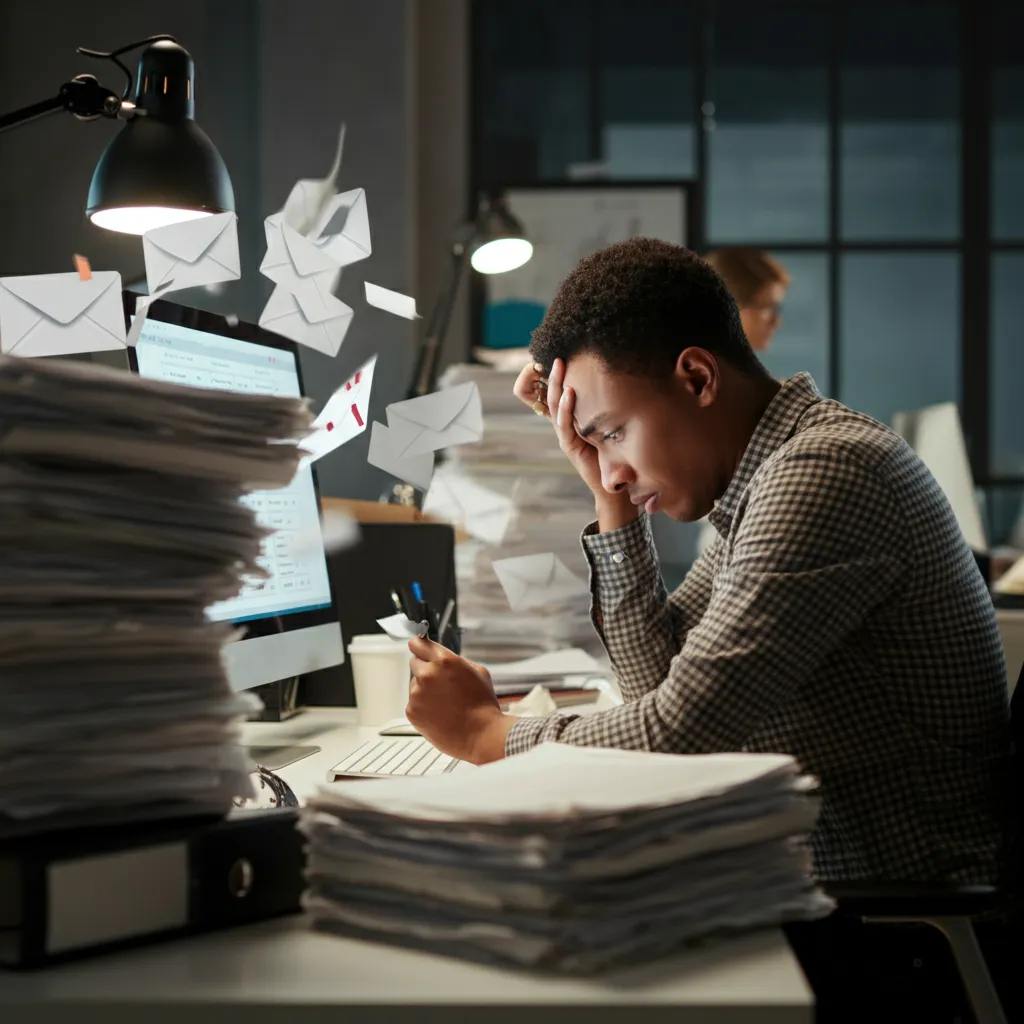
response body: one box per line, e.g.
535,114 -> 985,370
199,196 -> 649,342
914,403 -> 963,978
407,237 -> 1010,889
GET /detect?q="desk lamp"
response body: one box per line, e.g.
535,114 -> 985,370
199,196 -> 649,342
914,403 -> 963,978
383,194 -> 533,507
408,192 -> 532,399
0,35 -> 234,235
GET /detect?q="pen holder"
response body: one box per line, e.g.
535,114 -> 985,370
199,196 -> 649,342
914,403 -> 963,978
251,675 -> 302,723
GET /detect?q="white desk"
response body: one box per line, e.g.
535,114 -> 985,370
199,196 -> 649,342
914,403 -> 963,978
0,916 -> 811,1024
0,708 -> 813,1023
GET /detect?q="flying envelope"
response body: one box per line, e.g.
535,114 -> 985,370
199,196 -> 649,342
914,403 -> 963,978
0,272 -> 126,357
142,212 -> 240,295
299,354 -> 377,466
383,382 -> 483,458
492,553 -> 586,612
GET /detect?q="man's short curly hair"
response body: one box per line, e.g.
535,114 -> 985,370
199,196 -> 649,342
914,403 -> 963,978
529,237 -> 759,379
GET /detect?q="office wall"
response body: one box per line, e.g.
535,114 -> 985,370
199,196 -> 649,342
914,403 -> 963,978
0,0 -> 470,502
258,0 -> 418,501
415,0 -> 471,372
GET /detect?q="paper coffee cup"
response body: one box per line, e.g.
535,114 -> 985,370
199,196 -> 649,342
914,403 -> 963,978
347,634 -> 412,727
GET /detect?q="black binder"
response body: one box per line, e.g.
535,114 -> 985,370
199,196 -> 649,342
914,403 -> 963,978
0,808 -> 305,969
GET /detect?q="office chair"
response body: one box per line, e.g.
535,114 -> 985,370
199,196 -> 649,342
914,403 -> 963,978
823,667 -> 1022,1024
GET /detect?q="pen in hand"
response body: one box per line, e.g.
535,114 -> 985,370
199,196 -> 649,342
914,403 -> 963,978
437,597 -> 456,649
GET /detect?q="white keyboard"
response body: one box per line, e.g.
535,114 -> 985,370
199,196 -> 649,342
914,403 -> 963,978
327,737 -> 470,780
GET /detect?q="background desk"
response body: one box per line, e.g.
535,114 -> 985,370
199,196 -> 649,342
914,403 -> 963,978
0,709 -> 814,1023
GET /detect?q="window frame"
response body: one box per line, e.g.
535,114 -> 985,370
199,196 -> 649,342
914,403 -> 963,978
469,0 -> 1024,487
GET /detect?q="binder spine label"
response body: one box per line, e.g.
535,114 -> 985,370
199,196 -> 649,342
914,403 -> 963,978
47,842 -> 188,954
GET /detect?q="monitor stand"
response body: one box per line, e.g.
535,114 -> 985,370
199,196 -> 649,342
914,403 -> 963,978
243,676 -> 329,770
246,744 -> 321,772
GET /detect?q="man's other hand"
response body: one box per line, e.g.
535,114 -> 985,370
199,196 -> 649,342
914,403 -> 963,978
406,636 -> 513,764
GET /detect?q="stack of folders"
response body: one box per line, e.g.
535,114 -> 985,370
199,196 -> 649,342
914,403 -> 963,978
434,364 -> 598,661
300,744 -> 833,973
0,356 -> 311,839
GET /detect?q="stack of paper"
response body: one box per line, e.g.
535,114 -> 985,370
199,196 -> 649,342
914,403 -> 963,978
0,356 -> 312,836
429,364 -> 600,661
301,744 -> 831,973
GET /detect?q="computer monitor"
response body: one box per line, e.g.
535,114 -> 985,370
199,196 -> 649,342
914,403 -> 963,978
893,402 -> 988,553
123,298 -> 345,698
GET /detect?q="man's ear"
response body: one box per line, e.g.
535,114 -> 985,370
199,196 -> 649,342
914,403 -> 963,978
673,347 -> 719,407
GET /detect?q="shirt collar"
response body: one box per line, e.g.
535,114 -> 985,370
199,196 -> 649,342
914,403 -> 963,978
708,373 -> 822,532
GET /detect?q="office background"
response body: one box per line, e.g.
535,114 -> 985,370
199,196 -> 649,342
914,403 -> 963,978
0,0 -> 1021,546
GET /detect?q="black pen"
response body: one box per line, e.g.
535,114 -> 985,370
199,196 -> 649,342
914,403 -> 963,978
397,585 -> 416,620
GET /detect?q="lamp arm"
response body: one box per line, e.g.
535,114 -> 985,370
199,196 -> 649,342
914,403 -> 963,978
408,242 -> 468,399
0,74 -> 129,134
0,34 -> 183,135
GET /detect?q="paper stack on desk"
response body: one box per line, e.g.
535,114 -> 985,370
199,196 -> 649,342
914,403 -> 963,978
301,744 -> 831,973
0,355 -> 312,837
427,364 -> 600,661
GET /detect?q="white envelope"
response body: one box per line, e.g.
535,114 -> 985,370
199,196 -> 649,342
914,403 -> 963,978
366,420 -> 435,491
261,215 -> 344,290
312,188 -> 372,267
0,271 -> 126,357
492,553 -> 586,612
299,354 -> 377,466
142,212 -> 240,294
259,281 -> 353,357
365,281 -> 420,320
281,123 -> 346,238
423,471 -> 514,546
384,381 -> 483,458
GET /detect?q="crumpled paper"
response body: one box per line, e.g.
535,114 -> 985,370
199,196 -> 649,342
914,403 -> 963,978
506,684 -> 558,718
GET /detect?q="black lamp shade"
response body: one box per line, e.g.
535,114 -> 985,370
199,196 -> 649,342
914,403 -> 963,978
469,195 -> 532,274
475,195 -> 528,244
86,40 -> 234,234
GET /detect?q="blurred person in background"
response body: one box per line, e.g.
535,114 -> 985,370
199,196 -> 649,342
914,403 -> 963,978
697,249 -> 790,557
704,248 -> 789,354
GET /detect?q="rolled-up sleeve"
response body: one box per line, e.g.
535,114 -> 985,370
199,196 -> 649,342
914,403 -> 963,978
505,449 -> 906,757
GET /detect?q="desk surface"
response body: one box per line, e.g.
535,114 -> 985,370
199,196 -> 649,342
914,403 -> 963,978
0,709 -> 813,1023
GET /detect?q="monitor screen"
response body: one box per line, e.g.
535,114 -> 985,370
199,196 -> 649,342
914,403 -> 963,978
132,317 -> 333,624
893,402 -> 988,553
125,298 -> 344,696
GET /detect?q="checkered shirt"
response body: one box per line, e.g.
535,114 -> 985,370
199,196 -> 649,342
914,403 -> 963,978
506,373 -> 1011,883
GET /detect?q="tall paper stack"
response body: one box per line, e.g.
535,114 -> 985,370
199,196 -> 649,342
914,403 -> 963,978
432,363 -> 599,661
0,356 -> 312,838
301,744 -> 832,973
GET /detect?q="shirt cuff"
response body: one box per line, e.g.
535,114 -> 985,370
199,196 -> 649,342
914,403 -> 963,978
504,715 -> 550,756
581,513 -> 656,574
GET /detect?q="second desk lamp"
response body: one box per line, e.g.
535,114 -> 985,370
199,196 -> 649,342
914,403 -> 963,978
385,193 -> 533,508
407,193 -> 533,400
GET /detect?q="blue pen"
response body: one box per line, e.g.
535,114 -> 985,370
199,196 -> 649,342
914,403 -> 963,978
410,581 -> 427,623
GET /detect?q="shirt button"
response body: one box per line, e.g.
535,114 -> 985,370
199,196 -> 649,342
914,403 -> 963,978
611,552 -> 626,564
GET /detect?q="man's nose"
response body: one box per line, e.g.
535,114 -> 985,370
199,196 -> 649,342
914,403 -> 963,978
599,452 -> 634,495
